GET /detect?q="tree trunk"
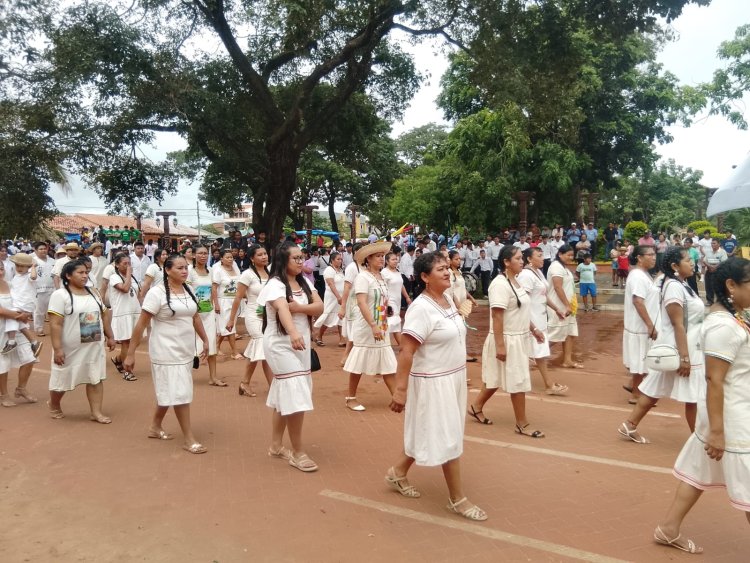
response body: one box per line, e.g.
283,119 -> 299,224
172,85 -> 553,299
326,189 -> 339,233
261,140 -> 301,243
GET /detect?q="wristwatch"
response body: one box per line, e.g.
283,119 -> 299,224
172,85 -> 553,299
680,356 -> 690,364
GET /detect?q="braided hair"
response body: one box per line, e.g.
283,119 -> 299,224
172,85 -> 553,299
60,259 -> 104,315
660,245 -> 695,297
499,245 -> 522,308
246,244 -> 269,282
162,254 -> 198,316
713,257 -> 750,316
264,242 -> 312,335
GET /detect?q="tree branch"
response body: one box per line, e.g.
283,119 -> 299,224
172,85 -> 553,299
260,40 -> 317,81
391,17 -> 471,55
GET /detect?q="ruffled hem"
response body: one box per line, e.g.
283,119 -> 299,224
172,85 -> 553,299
314,312 -> 340,329
243,337 -> 265,361
266,374 -> 313,415
344,345 -> 396,375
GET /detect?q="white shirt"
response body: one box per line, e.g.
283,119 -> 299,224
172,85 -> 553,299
33,255 -> 56,293
697,237 -> 713,256
537,242 -> 554,260
130,253 -> 150,284
487,242 -> 502,260
550,239 -> 565,255
471,257 -> 494,273
513,241 -> 531,251
399,252 -> 415,278
3,258 -> 16,283
342,251 -> 354,267
10,273 -> 36,311
145,243 -> 157,259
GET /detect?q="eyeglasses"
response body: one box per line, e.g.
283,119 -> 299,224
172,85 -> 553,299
291,256 -> 305,262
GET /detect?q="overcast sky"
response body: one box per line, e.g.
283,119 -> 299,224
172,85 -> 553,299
50,0 -> 749,224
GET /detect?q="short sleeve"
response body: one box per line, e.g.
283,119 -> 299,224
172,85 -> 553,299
211,266 -> 223,285
238,269 -> 256,288
662,280 -> 685,307
402,299 -> 435,343
703,319 -> 746,363
302,276 -> 317,293
576,264 -> 583,274
488,277 -> 510,310
323,267 -> 335,281
142,286 -> 165,315
353,272 -> 370,295
344,264 -> 359,284
548,261 -> 564,279
517,270 -> 534,294
256,278 -> 287,307
47,289 -> 69,317
630,272 -> 650,299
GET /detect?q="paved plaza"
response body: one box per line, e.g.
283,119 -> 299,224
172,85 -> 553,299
1,307 -> 748,562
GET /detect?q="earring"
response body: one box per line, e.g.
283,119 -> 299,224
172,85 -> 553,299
728,293 -> 734,304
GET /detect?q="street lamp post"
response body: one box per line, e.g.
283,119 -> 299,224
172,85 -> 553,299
348,205 -> 360,242
515,191 -> 535,235
587,192 -> 600,225
155,211 -> 178,250
304,204 -> 318,249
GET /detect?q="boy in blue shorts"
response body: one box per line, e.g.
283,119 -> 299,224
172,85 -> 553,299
576,253 -> 599,312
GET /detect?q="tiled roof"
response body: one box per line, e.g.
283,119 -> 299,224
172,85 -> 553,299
47,214 -> 200,237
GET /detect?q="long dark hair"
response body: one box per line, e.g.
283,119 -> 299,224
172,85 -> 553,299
153,247 -> 167,267
714,258 -> 750,316
60,259 -> 104,315
554,243 -> 573,263
246,243 -> 269,281
161,254 -> 198,316
264,242 -> 312,334
499,245 -> 522,307
660,245 -> 695,297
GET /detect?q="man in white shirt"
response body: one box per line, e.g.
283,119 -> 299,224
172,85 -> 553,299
32,241 -> 56,336
0,244 -> 16,283
470,249 -> 494,297
455,240 -> 467,269
342,243 -> 354,267
52,242 -> 80,289
513,234 -> 531,252
550,233 -> 565,258
487,236 -> 503,278
145,239 -> 158,262
702,238 -> 728,306
537,234 -> 554,275
104,237 -> 113,261
130,241 -> 149,284
462,242 -> 476,273
399,245 -> 415,296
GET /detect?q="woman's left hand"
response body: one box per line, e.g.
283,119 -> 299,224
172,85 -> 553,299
200,340 -> 209,360
532,329 -> 545,344
106,337 -> 116,351
390,390 -> 406,413
704,430 -> 725,461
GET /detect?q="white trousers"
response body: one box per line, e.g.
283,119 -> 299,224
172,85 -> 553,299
35,291 -> 53,333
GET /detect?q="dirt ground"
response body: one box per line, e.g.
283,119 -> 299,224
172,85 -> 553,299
1,305 -> 747,562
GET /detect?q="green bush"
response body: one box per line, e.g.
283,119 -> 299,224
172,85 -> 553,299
686,220 -> 713,233
623,220 -> 648,243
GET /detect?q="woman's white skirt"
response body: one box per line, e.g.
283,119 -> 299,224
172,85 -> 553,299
49,353 -> 105,392
216,297 -> 237,337
481,333 -> 531,393
266,374 -> 313,416
344,343 -> 397,375
243,313 -> 265,361
0,334 -> 37,374
673,433 -> 750,511
638,350 -> 705,403
405,367 -> 467,466
112,313 -> 138,341
529,330 -> 550,359
152,362 -> 193,406
387,315 -> 402,334
547,312 -> 578,342
623,330 -> 650,375
196,311 -> 217,356
314,297 -> 341,329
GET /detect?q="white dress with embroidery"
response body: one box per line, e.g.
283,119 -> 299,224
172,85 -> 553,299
314,266 -> 344,329
212,264 -> 241,337
517,268 -> 550,359
238,268 -> 267,361
188,266 -> 217,356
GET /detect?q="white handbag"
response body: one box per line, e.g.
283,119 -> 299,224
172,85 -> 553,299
645,344 -> 680,372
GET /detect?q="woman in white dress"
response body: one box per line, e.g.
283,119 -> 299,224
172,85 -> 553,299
124,254 -> 210,454
109,253 -> 141,381
313,251 -> 345,347
227,244 -> 273,397
337,242 -> 364,366
654,258 -> 750,555
343,241 -> 397,412
0,261 -> 38,407
619,246 -> 705,444
382,251 -> 411,346
387,251 -> 487,521
518,247 -> 568,395
257,242 -> 323,472
470,246 -> 546,437
547,244 -> 581,369
212,249 -> 242,359
139,247 -> 168,299
188,245 -> 225,387
47,260 -> 116,422
622,246 -> 659,404
447,249 -> 476,361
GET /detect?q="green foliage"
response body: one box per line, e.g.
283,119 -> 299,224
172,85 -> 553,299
723,210 -> 750,245
395,123 -> 449,168
700,24 -> 750,129
686,220 -> 714,233
624,221 -> 648,242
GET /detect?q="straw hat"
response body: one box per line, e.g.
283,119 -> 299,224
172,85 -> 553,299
9,253 -> 33,267
88,242 -> 103,252
64,242 -> 80,250
354,240 -> 392,266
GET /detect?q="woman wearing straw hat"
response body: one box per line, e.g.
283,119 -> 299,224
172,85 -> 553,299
343,240 -> 397,411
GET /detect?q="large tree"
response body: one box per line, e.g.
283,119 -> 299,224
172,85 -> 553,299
9,0 -> 464,238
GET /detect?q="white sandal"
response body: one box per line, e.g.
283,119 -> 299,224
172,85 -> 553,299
654,526 -> 703,554
345,396 -> 365,411
618,422 -> 650,444
447,497 -> 487,521
385,467 -> 421,498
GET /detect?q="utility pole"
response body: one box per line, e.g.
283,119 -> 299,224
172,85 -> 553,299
196,201 -> 201,244
305,204 -> 318,249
